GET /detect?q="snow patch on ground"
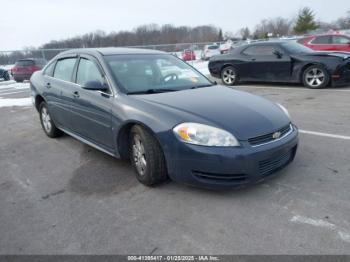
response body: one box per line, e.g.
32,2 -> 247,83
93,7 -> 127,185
0,64 -> 14,71
0,97 -> 32,108
190,60 -> 209,76
290,215 -> 350,243
290,215 -> 336,229
0,81 -> 29,89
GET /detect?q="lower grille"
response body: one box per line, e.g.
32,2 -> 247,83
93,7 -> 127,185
259,149 -> 293,176
192,171 -> 248,182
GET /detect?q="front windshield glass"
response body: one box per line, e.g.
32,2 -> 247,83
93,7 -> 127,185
105,54 -> 212,94
281,42 -> 313,54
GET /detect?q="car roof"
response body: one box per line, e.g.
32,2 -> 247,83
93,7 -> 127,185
60,47 -> 166,56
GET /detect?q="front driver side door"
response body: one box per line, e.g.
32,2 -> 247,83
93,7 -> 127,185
242,45 -> 291,82
70,55 -> 114,152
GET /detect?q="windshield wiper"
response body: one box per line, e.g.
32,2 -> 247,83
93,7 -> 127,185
190,83 -> 215,89
127,88 -> 178,95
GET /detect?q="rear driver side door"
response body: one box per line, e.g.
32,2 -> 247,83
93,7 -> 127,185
46,56 -> 78,130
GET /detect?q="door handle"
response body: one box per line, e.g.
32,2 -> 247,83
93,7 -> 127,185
46,83 -> 51,88
73,91 -> 80,98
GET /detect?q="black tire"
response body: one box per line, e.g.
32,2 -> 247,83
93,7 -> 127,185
39,102 -> 63,138
129,125 -> 168,186
14,78 -> 23,83
221,66 -> 238,86
302,65 -> 330,89
3,71 -> 10,81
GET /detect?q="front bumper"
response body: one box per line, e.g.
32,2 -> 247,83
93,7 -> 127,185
332,69 -> 350,87
162,124 -> 298,189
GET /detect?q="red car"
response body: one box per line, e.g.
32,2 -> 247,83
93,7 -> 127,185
11,58 -> 47,82
181,49 -> 196,61
298,33 -> 350,52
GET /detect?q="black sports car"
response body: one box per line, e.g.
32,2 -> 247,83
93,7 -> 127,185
208,41 -> 350,89
0,68 -> 10,81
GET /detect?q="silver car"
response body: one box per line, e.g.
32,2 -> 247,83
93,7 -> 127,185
201,45 -> 221,60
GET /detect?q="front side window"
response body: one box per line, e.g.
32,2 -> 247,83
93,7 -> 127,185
105,54 -> 212,94
76,58 -> 104,86
53,58 -> 77,82
332,36 -> 350,44
243,46 -> 275,56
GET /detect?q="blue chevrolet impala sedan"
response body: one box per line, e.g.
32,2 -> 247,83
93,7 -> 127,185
30,48 -> 298,189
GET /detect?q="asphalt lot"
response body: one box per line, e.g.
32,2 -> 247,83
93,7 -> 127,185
0,80 -> 350,254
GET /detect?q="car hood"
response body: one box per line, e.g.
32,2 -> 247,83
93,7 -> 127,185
133,86 -> 290,140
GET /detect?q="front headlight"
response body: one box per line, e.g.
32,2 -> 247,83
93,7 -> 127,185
277,103 -> 291,119
173,123 -> 240,147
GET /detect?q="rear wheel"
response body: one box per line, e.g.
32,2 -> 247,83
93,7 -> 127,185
302,65 -> 330,89
221,66 -> 238,86
129,125 -> 168,186
3,71 -> 10,81
39,102 -> 63,138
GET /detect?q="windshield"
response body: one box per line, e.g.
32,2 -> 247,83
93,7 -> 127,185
281,42 -> 313,54
105,54 -> 212,94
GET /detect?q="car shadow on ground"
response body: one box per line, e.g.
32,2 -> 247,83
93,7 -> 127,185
67,142 -> 139,196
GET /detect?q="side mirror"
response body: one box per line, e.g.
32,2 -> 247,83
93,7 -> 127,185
273,50 -> 283,58
82,80 -> 108,91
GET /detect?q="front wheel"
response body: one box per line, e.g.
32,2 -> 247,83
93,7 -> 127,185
221,66 -> 238,86
130,125 -> 168,186
39,102 -> 63,138
302,65 -> 330,89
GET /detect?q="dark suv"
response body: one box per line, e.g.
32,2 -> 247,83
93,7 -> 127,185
12,58 -> 47,82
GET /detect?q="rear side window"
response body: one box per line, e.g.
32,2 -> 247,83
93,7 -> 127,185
16,60 -> 34,66
53,58 -> 77,82
76,58 -> 104,86
332,36 -> 350,44
311,36 -> 332,44
243,46 -> 275,56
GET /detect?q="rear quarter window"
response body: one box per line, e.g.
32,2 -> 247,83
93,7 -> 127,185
44,62 -> 56,76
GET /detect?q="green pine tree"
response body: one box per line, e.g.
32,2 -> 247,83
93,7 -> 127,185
294,7 -> 318,34
218,29 -> 224,41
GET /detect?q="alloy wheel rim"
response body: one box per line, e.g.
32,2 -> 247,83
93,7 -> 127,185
223,68 -> 236,84
132,135 -> 147,176
41,107 -> 52,133
306,68 -> 325,87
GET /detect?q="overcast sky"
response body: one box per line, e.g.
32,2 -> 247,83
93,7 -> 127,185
0,0 -> 348,50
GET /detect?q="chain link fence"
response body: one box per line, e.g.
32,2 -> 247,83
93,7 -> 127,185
0,42 -> 228,67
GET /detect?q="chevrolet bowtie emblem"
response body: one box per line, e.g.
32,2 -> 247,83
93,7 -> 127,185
272,131 -> 282,139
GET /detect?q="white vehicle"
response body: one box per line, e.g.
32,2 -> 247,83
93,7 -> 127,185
201,45 -> 221,60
